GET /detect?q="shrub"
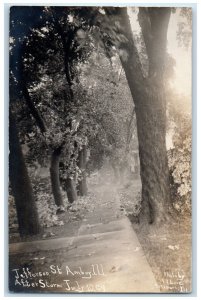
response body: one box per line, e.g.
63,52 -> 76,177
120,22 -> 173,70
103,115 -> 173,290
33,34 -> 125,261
168,114 -> 191,215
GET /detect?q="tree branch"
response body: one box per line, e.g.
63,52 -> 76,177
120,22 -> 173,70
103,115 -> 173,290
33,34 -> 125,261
138,8 -> 153,74
113,7 -> 144,92
147,8 -> 171,78
18,52 -> 47,133
22,84 -> 47,133
52,12 -> 76,101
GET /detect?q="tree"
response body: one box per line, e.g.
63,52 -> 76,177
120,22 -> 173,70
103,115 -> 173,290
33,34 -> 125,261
10,7 -> 91,206
9,7 -> 47,235
9,110 -> 40,236
117,8 -> 172,224
77,145 -> 87,195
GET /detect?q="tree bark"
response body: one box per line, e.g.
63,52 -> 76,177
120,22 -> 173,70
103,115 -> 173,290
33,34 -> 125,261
23,84 -> 65,208
66,178 -> 77,203
77,145 -> 87,196
115,7 -> 171,224
17,49 -> 47,134
22,83 -> 46,133
50,147 -> 64,207
14,41 -> 66,209
126,106 -> 135,152
53,16 -> 75,100
135,88 -> 170,224
9,111 -> 40,236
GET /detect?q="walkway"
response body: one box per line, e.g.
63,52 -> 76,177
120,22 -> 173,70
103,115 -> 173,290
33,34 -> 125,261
9,179 -> 160,293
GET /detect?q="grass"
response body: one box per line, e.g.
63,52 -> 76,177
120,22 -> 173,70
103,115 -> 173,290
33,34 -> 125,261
120,185 -> 192,293
133,216 -> 191,293
119,177 -> 192,293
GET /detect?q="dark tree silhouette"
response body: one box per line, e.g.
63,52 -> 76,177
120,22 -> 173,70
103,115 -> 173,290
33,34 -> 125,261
9,111 -> 40,236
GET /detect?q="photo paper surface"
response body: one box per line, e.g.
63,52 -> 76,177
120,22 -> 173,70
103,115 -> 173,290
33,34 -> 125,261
9,6 -> 192,294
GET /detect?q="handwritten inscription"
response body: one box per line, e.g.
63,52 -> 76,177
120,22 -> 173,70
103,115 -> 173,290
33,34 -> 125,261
160,270 -> 189,292
11,264 -> 106,292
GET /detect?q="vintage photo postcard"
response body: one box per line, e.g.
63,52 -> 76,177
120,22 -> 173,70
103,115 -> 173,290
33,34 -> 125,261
8,5 -> 192,294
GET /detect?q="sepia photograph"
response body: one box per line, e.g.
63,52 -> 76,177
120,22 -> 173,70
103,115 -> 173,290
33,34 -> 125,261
8,5 -> 192,294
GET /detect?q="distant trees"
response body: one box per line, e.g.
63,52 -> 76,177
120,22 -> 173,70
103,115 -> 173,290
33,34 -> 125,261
77,50 -> 136,178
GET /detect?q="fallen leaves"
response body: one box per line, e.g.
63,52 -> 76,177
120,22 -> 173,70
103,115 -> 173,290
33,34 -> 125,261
42,232 -> 56,239
167,245 -> 180,251
109,265 -> 121,273
119,183 -> 141,220
133,246 -> 141,252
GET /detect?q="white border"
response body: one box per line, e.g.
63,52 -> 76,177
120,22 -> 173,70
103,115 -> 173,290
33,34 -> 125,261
1,1 -> 200,300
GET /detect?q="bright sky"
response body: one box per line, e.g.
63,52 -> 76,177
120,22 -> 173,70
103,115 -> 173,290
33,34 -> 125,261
129,8 -> 192,98
128,8 -> 192,150
167,9 -> 192,97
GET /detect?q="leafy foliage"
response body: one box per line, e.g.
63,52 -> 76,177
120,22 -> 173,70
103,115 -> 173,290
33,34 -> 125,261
29,167 -> 66,227
167,93 -> 191,214
78,51 -> 137,172
176,8 -> 192,49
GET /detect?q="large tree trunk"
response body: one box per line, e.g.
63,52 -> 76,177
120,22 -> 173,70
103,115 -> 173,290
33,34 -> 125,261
115,7 -> 171,224
9,111 -> 40,236
77,145 -> 87,196
135,89 -> 170,224
50,147 -> 64,207
66,178 -> 77,203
